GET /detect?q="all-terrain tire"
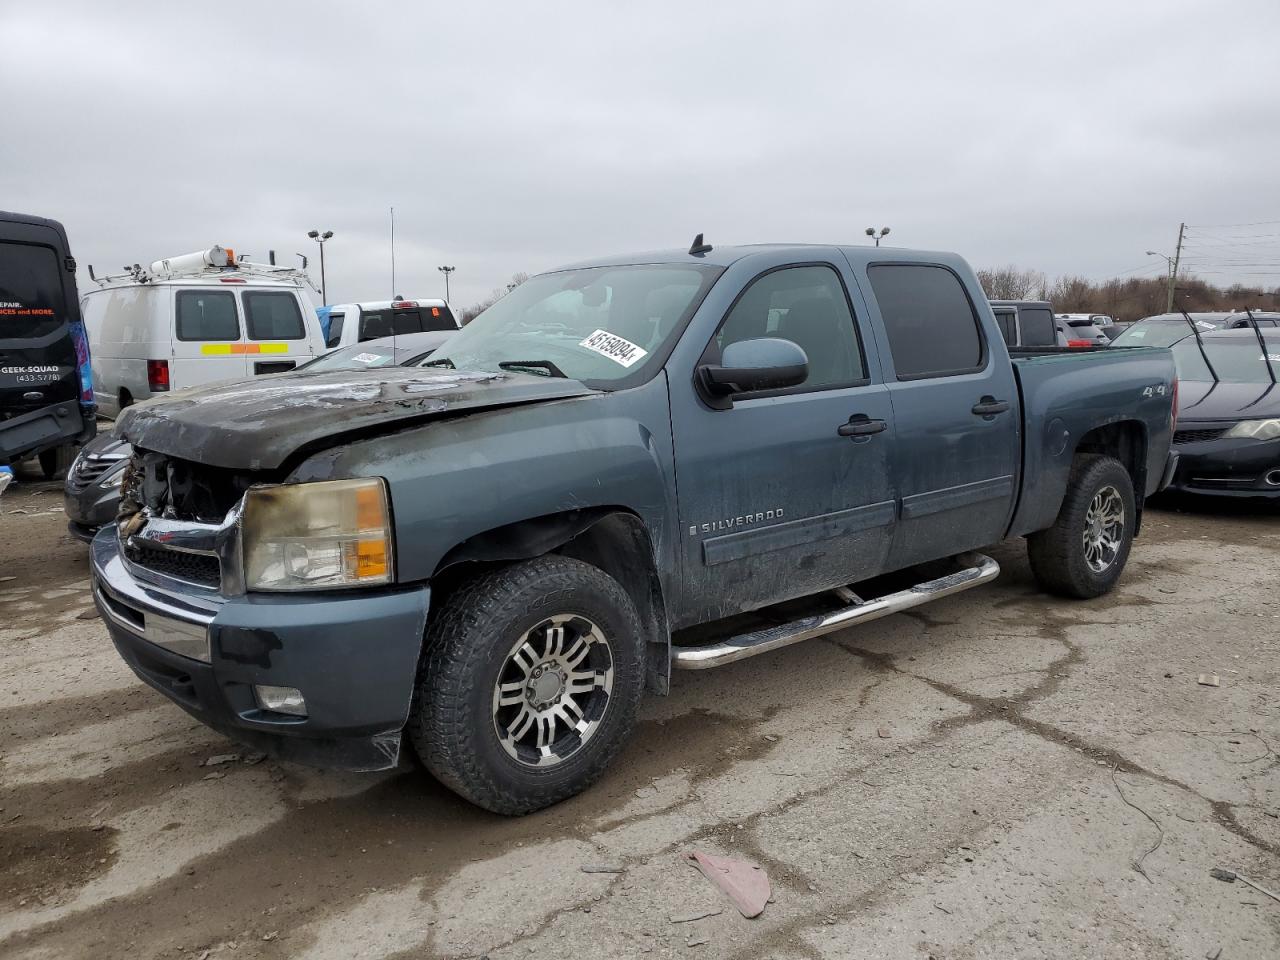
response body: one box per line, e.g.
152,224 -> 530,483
408,556 -> 646,815
1027,454 -> 1136,599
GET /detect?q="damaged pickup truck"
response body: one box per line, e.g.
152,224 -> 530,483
92,240 -> 1177,814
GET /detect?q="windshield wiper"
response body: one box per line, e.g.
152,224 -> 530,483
498,360 -> 567,379
1242,308 -> 1277,385
1180,310 -> 1219,382
421,357 -> 455,369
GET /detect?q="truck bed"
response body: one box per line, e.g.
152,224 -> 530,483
1006,344 -> 1176,538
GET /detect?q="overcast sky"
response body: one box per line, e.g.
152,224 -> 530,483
4,1 -> 1279,310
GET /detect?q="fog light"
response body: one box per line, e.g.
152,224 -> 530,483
254,684 -> 307,717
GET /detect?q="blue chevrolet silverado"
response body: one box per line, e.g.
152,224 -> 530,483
92,239 -> 1177,813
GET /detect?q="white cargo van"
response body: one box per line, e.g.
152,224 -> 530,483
84,246 -> 326,417
324,298 -> 459,348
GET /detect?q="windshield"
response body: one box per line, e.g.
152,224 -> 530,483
1172,337 -> 1280,383
1110,322 -> 1192,349
428,264 -> 721,387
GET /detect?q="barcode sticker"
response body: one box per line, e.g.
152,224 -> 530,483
579,329 -> 648,368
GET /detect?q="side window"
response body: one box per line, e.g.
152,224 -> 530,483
422,304 -> 457,331
175,290 -> 239,341
868,265 -> 984,379
243,292 -> 305,340
715,265 -> 864,390
1019,308 -> 1056,346
326,312 -> 345,348
994,311 -> 1016,347
359,310 -> 392,340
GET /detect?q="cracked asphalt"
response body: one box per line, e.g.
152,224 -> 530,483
1,477 -> 1278,959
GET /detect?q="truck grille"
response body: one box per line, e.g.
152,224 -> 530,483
124,540 -> 221,588
121,450 -> 261,524
1173,428 -> 1227,444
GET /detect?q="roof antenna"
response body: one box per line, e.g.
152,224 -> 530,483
688,233 -> 713,256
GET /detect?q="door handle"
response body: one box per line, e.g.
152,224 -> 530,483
972,396 -> 1010,417
837,415 -> 887,438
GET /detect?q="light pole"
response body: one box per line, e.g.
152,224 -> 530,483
1146,250 -> 1175,313
307,230 -> 333,303
438,265 -> 456,302
865,226 -> 891,247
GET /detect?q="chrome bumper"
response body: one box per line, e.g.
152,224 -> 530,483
91,529 -> 221,662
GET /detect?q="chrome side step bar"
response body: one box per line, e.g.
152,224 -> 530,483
672,552 -> 1000,670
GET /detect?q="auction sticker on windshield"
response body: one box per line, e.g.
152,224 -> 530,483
579,330 -> 648,368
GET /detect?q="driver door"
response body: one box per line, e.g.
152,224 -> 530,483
669,263 -> 897,626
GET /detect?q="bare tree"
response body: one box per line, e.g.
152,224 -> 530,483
976,265 -> 1048,301
461,272 -> 529,324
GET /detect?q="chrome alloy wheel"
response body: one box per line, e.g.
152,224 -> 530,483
492,614 -> 615,767
1082,485 -> 1125,573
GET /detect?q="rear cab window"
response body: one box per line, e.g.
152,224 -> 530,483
243,291 -> 305,340
1019,307 -> 1056,346
176,290 -> 240,341
868,265 -> 985,378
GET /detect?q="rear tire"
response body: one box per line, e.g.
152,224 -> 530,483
1027,455 -> 1135,599
408,556 -> 646,815
38,445 -> 74,481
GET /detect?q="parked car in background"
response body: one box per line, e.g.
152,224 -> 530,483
1112,312 -> 1280,352
1,211 -> 95,477
301,330 -> 454,370
1158,327 -> 1280,500
323,298 -> 459,348
1056,313 -> 1112,346
84,246 -> 327,418
94,240 -> 1176,814
64,330 -> 455,541
988,299 -> 1059,348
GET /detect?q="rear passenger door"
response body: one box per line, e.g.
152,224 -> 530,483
862,263 -> 1020,570
171,288 -> 246,388
242,290 -> 308,375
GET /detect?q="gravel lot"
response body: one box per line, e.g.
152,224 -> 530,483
1,474 -> 1278,960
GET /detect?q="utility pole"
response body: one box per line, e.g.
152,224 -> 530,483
438,265 -> 456,302
1166,222 -> 1185,313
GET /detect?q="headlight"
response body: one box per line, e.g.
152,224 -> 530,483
103,461 -> 128,488
242,477 -> 393,591
1224,419 -> 1280,441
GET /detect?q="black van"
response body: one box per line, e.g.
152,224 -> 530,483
0,212 -> 95,476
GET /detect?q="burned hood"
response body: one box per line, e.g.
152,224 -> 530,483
116,367 -> 596,470
1177,379 -> 1280,422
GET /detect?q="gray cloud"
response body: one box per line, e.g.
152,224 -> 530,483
3,0 -> 1278,311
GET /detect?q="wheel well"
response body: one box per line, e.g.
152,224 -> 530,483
1074,420 -> 1148,531
119,388 -> 133,409
431,509 -> 671,694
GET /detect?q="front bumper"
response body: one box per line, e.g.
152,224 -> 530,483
91,527 -> 431,771
1165,435 -> 1280,500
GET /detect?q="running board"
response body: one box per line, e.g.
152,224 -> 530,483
672,552 -> 1000,670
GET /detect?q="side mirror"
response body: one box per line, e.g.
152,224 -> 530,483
698,337 -> 808,405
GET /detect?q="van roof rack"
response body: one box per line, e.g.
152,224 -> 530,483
91,245 -> 318,292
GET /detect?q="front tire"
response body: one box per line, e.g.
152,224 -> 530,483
409,556 -> 646,815
1027,454 -> 1136,599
